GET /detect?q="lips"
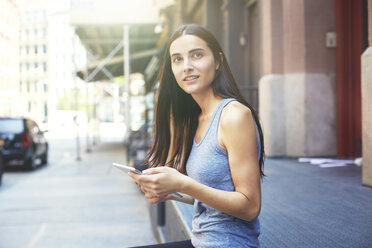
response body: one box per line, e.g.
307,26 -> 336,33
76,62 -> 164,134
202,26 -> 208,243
183,75 -> 200,81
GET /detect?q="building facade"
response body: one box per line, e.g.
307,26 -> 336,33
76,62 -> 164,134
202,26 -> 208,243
19,0 -> 49,121
19,0 -> 86,124
0,0 -> 20,116
160,0 -> 371,185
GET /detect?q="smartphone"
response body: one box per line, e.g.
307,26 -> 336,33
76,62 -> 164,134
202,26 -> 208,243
112,163 -> 142,174
112,162 -> 183,198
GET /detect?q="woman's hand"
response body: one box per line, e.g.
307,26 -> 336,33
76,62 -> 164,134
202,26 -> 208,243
128,167 -> 186,202
142,193 -> 173,203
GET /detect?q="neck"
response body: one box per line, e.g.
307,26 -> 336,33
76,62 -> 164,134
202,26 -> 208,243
192,89 -> 222,116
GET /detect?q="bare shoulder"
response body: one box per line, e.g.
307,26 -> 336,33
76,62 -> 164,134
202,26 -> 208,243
220,101 -> 253,128
218,101 -> 256,150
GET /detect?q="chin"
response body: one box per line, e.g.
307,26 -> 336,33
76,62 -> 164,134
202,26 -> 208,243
180,84 -> 211,96
181,86 -> 198,95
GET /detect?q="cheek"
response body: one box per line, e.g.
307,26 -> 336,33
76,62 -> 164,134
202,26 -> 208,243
171,65 -> 179,78
198,60 -> 216,80
171,64 -> 181,77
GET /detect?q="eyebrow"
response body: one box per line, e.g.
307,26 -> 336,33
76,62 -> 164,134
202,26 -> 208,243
171,48 -> 205,57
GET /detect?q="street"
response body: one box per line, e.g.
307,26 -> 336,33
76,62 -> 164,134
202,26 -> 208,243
0,129 -> 157,248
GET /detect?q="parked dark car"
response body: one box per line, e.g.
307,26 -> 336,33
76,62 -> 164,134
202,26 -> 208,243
0,117 -> 48,170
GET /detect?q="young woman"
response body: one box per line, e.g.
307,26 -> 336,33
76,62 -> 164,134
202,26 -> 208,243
129,24 -> 265,248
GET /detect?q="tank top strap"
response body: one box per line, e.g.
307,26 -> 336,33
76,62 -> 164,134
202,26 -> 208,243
213,98 -> 236,124
194,98 -> 235,147
208,98 -> 236,138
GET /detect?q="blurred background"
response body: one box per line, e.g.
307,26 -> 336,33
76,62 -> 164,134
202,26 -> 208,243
0,0 -> 371,247
1,0 -> 370,164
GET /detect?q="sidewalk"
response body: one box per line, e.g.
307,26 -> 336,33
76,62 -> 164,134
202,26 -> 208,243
259,158 -> 372,248
153,157 -> 372,247
0,138 -> 157,248
2,136 -> 371,247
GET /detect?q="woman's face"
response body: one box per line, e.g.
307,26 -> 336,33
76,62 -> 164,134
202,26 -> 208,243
169,35 -> 219,96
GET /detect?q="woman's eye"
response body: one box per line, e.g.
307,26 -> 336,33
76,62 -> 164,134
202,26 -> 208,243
173,57 -> 182,63
193,52 -> 203,58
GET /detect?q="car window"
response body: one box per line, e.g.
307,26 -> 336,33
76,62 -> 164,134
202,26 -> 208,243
0,119 -> 24,133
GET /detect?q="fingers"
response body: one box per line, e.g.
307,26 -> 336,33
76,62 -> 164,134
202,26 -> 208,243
144,192 -> 161,199
142,166 -> 173,175
141,167 -> 161,175
144,193 -> 172,203
130,173 -> 174,203
147,197 -> 162,204
128,171 -> 140,183
141,185 -> 159,198
129,171 -> 164,200
129,168 -> 176,198
129,172 -> 154,185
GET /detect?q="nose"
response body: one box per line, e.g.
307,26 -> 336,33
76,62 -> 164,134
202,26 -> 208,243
183,58 -> 193,72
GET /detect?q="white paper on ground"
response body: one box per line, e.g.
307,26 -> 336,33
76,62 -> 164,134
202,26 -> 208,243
298,158 -> 355,168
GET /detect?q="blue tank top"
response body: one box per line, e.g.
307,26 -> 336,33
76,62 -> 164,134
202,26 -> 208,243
186,98 -> 261,248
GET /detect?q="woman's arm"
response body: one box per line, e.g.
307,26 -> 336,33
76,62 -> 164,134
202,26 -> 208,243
130,102 -> 261,221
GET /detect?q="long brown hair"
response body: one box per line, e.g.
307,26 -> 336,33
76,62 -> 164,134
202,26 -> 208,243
144,24 -> 265,177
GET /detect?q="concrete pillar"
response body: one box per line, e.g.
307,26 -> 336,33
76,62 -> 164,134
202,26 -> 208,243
259,0 -> 286,156
259,0 -> 336,156
362,0 -> 372,187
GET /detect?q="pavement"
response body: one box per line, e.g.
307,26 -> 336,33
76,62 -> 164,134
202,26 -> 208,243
1,133 -> 371,248
0,137 -> 157,248
260,158 -> 372,248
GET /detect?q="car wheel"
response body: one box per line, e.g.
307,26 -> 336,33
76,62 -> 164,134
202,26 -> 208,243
24,156 -> 35,170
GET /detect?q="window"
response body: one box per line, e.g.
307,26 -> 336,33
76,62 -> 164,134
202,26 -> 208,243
34,63 -> 38,69
26,45 -> 29,54
43,44 -> 47,53
43,62 -> 47,72
34,45 -> 38,54
0,119 -> 24,133
25,11 -> 31,22
33,10 -> 39,22
34,28 -> 38,36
